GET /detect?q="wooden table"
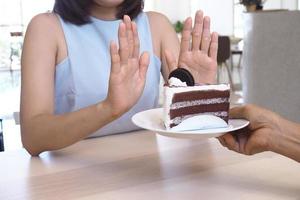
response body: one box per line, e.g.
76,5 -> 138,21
0,130 -> 299,200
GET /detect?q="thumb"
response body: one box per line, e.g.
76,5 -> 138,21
139,52 -> 150,79
229,106 -> 249,119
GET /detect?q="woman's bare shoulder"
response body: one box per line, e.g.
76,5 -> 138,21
27,12 -> 61,34
25,13 -> 61,49
25,12 -> 67,64
146,11 -> 177,39
146,11 -> 173,28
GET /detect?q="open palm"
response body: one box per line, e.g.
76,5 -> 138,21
106,16 -> 150,117
166,11 -> 218,84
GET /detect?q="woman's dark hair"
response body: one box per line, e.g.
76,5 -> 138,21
53,0 -> 144,25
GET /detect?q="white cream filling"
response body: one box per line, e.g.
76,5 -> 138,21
168,77 -> 188,87
170,98 -> 229,110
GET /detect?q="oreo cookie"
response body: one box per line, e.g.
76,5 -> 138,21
168,68 -> 195,86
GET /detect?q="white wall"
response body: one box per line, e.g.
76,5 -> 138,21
191,0 -> 234,35
145,0 -> 234,36
281,0 -> 298,10
144,0 -> 190,22
22,0 -> 54,25
264,0 -> 281,9
264,0 -> 298,10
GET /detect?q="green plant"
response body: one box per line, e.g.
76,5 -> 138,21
173,21 -> 184,34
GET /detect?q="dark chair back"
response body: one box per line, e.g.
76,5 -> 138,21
0,119 -> 4,152
217,36 -> 231,63
10,32 -> 23,37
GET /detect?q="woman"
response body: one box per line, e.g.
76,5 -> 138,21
218,105 -> 300,162
21,0 -> 218,156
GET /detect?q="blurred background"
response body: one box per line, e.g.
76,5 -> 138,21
0,0 -> 299,151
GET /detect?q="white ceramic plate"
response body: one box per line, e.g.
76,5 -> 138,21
132,108 -> 249,139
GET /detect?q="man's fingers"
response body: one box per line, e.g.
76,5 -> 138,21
229,106 -> 248,119
217,137 -> 226,147
230,104 -> 257,122
221,133 -> 240,152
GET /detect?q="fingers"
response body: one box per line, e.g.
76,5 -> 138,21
118,22 -> 129,64
209,32 -> 218,61
217,137 -> 226,147
230,106 -> 258,138
132,22 -> 140,58
139,52 -> 150,79
124,15 -> 134,58
221,133 -> 240,152
192,10 -> 203,51
200,16 -> 211,54
230,105 -> 250,119
180,17 -> 192,54
164,50 -> 177,74
234,128 -> 251,153
218,126 -> 254,155
110,41 -> 121,73
183,10 -> 214,57
119,15 -> 138,63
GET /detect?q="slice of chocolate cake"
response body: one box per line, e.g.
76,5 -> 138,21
163,77 -> 230,131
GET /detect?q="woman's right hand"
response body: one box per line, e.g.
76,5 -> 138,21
104,15 -> 150,118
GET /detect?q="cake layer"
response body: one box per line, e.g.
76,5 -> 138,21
169,103 -> 230,120
172,90 -> 230,102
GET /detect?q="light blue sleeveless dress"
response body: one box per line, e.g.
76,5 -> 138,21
55,12 -> 161,137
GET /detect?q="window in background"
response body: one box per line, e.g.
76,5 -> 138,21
233,0 -> 244,38
191,0 -> 234,36
144,0 -> 155,11
0,0 -> 23,70
0,0 -> 54,151
0,0 -> 54,70
22,0 -> 54,26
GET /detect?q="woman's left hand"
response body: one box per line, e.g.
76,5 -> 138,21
165,10 -> 218,84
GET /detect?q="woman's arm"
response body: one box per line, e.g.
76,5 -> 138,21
146,11 -> 180,81
218,105 -> 300,162
21,14 -> 149,156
